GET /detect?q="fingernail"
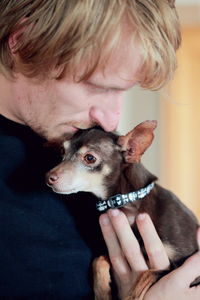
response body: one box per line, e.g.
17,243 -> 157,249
100,214 -> 110,226
110,209 -> 119,217
137,213 -> 146,221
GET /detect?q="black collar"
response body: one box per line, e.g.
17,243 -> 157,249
96,182 -> 155,212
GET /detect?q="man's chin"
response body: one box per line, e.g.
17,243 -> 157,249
44,126 -> 80,142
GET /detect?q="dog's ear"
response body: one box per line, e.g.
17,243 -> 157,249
118,120 -> 157,163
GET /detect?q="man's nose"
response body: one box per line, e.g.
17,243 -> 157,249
89,96 -> 123,132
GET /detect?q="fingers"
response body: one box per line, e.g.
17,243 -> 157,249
136,213 -> 170,270
99,209 -> 148,273
100,210 -> 200,300
100,210 -> 172,299
99,213 -> 131,277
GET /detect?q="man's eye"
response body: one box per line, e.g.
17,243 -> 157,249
85,82 -> 112,94
84,154 -> 97,164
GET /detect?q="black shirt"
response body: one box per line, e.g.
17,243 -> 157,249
0,115 -> 104,299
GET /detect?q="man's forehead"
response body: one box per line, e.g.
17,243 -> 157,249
87,36 -> 143,90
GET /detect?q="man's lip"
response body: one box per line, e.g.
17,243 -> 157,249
63,125 -> 80,133
71,126 -> 79,132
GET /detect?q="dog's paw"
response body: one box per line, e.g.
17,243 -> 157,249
93,255 -> 112,300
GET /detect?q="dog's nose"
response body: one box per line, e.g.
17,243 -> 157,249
47,173 -> 59,185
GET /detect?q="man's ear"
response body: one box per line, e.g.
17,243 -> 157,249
118,120 -> 157,163
9,33 -> 20,54
8,19 -> 27,54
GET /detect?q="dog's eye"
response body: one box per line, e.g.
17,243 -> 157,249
84,154 -> 97,164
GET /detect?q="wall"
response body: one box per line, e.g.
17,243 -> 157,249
176,0 -> 200,5
160,25 -> 200,219
118,87 -> 161,176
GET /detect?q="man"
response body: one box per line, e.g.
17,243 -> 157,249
0,0 -> 199,299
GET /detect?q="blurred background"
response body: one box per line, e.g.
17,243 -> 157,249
118,0 -> 200,219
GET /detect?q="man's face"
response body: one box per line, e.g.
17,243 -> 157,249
10,36 -> 142,140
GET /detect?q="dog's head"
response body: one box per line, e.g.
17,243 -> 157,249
46,121 -> 157,199
46,128 -> 123,198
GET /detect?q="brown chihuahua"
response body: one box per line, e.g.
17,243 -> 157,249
46,120 -> 199,300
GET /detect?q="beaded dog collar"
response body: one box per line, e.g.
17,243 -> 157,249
96,182 -> 155,212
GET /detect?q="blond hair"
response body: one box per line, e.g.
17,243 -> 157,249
0,0 -> 181,90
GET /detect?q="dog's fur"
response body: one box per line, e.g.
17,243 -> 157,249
46,121 -> 199,299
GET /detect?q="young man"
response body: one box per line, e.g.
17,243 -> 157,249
0,0 -> 199,299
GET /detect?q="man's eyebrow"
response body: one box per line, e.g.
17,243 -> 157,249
85,80 -> 128,91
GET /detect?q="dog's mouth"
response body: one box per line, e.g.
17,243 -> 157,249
49,185 -> 83,195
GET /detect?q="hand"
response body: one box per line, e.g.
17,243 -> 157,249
144,249 -> 200,300
99,209 -> 200,299
99,209 -> 170,298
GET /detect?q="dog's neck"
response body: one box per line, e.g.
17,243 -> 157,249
111,162 -> 157,196
106,163 -> 157,225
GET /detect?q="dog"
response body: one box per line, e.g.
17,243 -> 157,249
46,120 -> 199,299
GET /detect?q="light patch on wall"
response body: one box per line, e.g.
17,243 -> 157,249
176,0 -> 200,5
